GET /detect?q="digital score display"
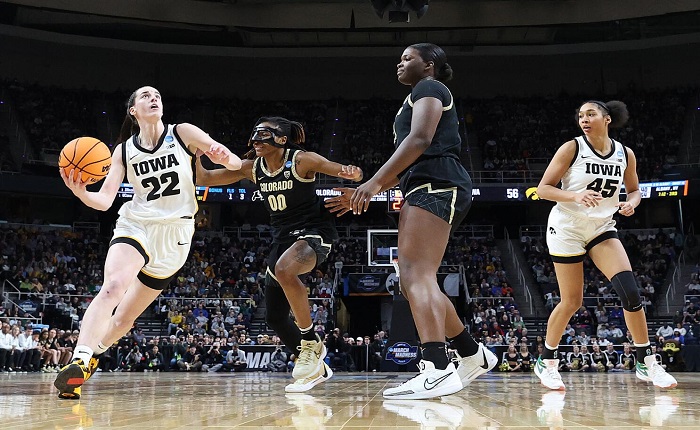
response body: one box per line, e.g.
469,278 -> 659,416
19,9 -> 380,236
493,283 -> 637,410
387,189 -> 404,212
387,186 -> 534,212
118,180 -> 690,206
632,180 -> 689,199
117,184 -> 388,203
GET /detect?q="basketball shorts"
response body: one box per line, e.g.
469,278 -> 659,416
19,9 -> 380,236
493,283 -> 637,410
110,216 -> 195,289
266,231 -> 334,283
404,182 -> 471,228
546,205 -> 618,264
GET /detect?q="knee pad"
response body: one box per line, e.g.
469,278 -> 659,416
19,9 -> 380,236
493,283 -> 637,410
611,271 -> 643,312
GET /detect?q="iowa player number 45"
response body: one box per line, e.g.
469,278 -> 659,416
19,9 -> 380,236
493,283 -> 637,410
586,178 -> 619,198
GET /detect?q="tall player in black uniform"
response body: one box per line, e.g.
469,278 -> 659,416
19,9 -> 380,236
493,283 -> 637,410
196,117 -> 362,392
327,43 -> 497,400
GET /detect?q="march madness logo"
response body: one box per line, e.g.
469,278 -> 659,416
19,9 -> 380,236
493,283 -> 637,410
386,342 -> 418,365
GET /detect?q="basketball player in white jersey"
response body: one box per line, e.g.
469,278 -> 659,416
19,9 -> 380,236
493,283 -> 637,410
54,86 -> 242,399
533,100 -> 676,390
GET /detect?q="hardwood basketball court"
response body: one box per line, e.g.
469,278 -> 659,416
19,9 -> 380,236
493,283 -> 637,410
1,371 -> 699,429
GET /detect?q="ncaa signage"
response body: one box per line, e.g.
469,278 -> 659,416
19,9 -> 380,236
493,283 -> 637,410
386,342 -> 418,365
239,345 -> 279,370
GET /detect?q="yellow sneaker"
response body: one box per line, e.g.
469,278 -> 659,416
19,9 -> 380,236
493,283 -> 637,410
292,336 -> 326,380
58,386 -> 82,400
54,357 -> 100,399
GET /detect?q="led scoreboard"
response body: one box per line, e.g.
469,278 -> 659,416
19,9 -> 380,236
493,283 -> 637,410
118,184 -> 389,202
632,180 -> 689,199
387,185 -> 530,212
117,180 -> 691,206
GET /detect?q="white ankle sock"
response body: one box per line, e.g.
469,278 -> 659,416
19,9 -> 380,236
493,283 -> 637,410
73,346 -> 94,364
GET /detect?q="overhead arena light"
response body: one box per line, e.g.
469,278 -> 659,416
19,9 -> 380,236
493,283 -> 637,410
369,0 -> 430,23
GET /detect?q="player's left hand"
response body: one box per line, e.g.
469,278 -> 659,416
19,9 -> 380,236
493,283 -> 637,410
338,165 -> 363,182
325,187 -> 354,217
350,179 -> 382,214
206,143 -> 231,163
616,201 -> 635,216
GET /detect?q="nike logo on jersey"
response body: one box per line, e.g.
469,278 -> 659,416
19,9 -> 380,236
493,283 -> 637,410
580,155 -> 593,159
129,154 -> 139,161
423,372 -> 453,390
177,241 -> 189,246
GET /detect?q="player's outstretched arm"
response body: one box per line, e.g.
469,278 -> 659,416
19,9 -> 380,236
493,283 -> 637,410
177,123 -> 242,171
295,151 -> 363,182
195,156 -> 254,186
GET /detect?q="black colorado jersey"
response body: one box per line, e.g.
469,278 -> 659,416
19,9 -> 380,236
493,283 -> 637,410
252,149 -> 337,242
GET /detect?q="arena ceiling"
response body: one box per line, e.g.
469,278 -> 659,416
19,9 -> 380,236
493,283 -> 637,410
0,0 -> 699,49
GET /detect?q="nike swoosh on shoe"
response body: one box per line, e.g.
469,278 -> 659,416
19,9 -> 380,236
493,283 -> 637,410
423,372 -> 453,390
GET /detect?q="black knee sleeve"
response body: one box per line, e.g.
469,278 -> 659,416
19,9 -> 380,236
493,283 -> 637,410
611,271 -> 643,312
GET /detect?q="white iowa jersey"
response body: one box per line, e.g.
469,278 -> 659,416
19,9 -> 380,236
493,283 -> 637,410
119,124 -> 197,220
557,136 -> 628,219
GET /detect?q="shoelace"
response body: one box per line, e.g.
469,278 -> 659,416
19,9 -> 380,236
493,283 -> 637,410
545,366 -> 562,380
296,343 -> 315,367
647,362 -> 665,379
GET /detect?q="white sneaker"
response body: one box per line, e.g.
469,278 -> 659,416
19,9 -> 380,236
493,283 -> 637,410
534,357 -> 566,390
635,361 -> 677,388
536,391 -> 566,428
292,336 -> 327,380
453,343 -> 498,387
383,399 -> 464,430
286,362 -> 333,393
383,360 -> 462,400
639,395 -> 679,427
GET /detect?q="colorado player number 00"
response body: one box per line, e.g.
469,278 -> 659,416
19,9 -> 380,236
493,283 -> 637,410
268,194 -> 287,211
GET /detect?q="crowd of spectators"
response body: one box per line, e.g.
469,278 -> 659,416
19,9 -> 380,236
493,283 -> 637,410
2,81 -> 692,186
524,228 -> 677,323
6,82 -> 104,159
209,98 -> 327,154
339,99 -> 398,178
0,224 -> 276,335
0,320 -> 82,373
469,88 -> 689,181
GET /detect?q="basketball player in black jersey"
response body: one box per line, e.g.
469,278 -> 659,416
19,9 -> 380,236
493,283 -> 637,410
326,43 -> 497,400
196,116 -> 362,393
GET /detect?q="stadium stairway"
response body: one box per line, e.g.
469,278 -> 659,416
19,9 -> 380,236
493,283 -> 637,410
497,238 -> 547,319
135,307 -> 166,338
657,259 -> 699,317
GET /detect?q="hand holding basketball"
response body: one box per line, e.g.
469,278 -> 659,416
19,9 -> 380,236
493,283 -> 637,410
58,137 -> 112,184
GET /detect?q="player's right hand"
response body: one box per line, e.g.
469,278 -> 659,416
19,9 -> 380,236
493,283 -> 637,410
325,187 -> 354,217
60,168 -> 89,195
574,190 -> 603,207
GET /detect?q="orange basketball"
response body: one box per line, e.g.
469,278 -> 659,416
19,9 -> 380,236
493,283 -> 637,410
58,137 -> 112,184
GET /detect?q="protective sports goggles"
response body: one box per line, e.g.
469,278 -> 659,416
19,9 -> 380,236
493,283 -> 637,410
248,126 -> 285,148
